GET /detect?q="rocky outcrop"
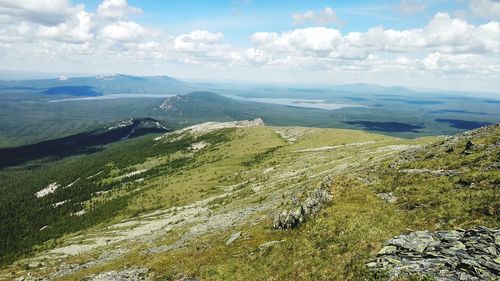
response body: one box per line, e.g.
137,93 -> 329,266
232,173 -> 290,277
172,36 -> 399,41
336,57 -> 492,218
177,118 -> 264,134
155,118 -> 265,141
273,177 -> 333,230
376,192 -> 397,203
159,95 -> 185,112
399,169 -> 460,177
389,123 -> 499,170
367,227 -> 500,280
84,268 -> 150,281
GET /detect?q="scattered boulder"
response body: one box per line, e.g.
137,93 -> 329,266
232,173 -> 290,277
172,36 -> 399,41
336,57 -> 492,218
367,227 -> 500,280
463,140 -> 475,154
320,175 -> 333,189
301,187 -> 333,216
399,168 -> 460,177
226,232 -> 241,246
176,277 -> 199,281
84,268 -> 150,281
27,261 -> 44,269
273,206 -> 305,230
258,240 -> 284,251
273,178 -> 333,230
376,192 -> 397,204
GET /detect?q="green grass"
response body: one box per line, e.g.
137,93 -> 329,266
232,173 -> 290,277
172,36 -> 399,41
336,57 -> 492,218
0,123 -> 498,281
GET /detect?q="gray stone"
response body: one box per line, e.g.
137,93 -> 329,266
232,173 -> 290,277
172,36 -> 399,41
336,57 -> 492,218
376,192 -> 397,203
367,227 -> 500,280
86,267 -> 150,281
273,185 -> 332,230
258,240 -> 284,251
378,245 -> 397,255
27,261 -> 44,269
225,232 -> 241,246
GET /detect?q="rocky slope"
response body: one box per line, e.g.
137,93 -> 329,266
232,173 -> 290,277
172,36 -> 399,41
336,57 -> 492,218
368,227 -> 499,280
0,121 -> 498,281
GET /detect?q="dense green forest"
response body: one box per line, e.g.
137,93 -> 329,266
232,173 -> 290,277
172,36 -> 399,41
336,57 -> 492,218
0,129 -> 231,264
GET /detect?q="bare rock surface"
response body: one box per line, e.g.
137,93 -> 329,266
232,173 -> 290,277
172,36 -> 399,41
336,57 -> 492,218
367,227 -> 500,280
155,118 -> 264,141
84,267 -> 150,281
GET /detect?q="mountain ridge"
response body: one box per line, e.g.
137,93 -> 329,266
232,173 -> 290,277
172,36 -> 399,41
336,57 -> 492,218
0,120 -> 497,280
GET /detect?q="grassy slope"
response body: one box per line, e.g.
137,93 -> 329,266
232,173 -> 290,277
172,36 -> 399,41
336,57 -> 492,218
0,124 -> 498,280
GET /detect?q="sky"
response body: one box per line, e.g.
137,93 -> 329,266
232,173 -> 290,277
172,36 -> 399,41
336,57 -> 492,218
0,0 -> 499,93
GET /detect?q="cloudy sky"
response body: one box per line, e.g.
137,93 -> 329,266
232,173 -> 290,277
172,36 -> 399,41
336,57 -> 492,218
0,0 -> 499,92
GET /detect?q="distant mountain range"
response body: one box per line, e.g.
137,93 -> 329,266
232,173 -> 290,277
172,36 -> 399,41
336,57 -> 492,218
0,73 -> 499,100
0,74 -> 497,147
0,74 -> 198,96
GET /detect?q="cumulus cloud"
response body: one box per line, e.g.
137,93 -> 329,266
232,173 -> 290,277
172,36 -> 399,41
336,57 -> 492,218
245,13 -> 500,76
0,22 -> 34,43
0,1 -> 498,83
37,10 -> 95,43
422,51 -> 499,77
0,0 -> 79,25
0,0 -> 96,45
96,0 -> 142,21
293,7 -> 343,26
174,30 -> 225,52
470,0 -> 500,20
252,13 -> 500,59
396,0 -> 427,15
100,21 -> 150,42
252,27 -> 342,56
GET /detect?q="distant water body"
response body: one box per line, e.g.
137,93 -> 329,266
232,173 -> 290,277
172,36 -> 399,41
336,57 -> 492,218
48,94 -> 174,102
49,94 -> 174,102
49,93 -> 367,111
223,95 -> 367,110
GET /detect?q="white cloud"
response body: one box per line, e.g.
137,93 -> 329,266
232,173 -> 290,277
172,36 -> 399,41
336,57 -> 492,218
0,2 -> 498,90
174,30 -> 225,52
0,0 -> 95,44
422,51 -> 499,77
340,13 -> 499,54
252,27 -> 342,55
470,0 -> 500,20
247,13 -> 500,75
396,0 -> 427,15
0,21 -> 34,43
0,0 -> 78,25
293,7 -> 343,26
37,10 -> 95,43
100,21 -> 150,42
96,0 -> 142,21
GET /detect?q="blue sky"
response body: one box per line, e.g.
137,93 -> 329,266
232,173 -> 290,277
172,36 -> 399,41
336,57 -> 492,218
97,0 -> 475,42
0,0 -> 499,93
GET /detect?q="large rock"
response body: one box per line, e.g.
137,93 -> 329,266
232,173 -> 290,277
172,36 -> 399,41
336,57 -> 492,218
367,227 -> 500,280
273,178 -> 333,230
273,206 -> 305,230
